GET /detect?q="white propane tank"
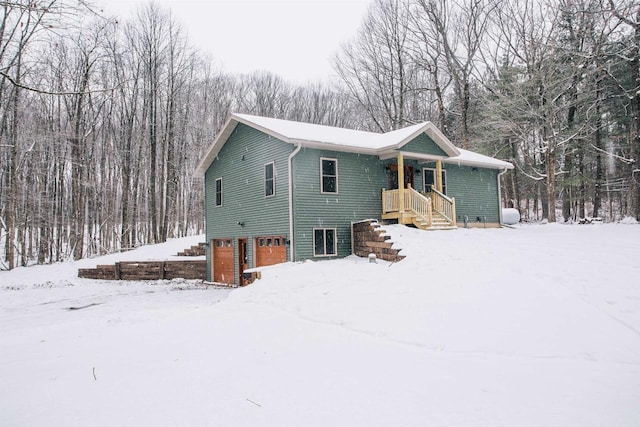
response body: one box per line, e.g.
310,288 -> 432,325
502,208 -> 520,225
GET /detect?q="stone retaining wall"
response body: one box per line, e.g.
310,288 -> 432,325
78,260 -> 206,281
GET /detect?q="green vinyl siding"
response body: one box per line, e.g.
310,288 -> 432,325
441,164 -> 501,224
204,124 -> 293,282
292,148 -> 388,260
402,133 -> 448,157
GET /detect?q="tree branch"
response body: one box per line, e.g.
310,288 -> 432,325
0,70 -> 129,95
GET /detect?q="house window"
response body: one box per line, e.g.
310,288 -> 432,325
215,178 -> 222,206
320,158 -> 338,194
313,228 -> 336,257
423,168 -> 447,195
265,162 -> 275,197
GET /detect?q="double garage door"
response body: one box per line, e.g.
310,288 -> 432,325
212,236 -> 286,284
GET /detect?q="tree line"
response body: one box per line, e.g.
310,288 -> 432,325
336,0 -> 639,224
1,0 -> 638,269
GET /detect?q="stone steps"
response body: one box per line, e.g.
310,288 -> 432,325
352,219 -> 405,262
176,242 -> 206,257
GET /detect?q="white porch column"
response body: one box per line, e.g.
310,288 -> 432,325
398,153 -> 405,212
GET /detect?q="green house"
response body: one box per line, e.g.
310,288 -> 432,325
195,113 -> 513,285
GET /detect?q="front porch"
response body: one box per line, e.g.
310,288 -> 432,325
381,153 -> 456,230
382,185 -> 457,230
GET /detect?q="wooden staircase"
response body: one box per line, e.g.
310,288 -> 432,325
382,185 -> 457,231
411,210 -> 457,230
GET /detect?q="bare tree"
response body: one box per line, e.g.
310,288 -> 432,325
413,0 -> 498,147
334,0 -> 420,131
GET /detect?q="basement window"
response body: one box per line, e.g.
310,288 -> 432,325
313,228 -> 336,257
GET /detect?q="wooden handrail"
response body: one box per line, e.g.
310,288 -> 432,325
430,186 -> 453,203
383,186 -> 455,227
406,186 -> 432,223
430,187 -> 456,225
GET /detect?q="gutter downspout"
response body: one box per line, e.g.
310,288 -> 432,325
497,167 -> 508,226
288,143 -> 302,262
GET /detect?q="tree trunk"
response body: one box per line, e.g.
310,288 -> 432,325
546,148 -> 557,222
562,150 -> 573,221
69,64 -> 90,260
628,5 -> 640,220
149,64 -> 159,243
6,56 -> 22,269
593,72 -> 604,218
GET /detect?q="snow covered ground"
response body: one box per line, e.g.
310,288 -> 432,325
1,223 -> 639,426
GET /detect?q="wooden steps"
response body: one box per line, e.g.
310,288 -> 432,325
413,211 -> 457,230
352,220 -> 405,262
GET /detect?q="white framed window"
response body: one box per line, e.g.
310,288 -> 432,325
423,168 -> 447,195
320,158 -> 338,194
215,178 -> 223,206
313,228 -> 337,257
265,162 -> 275,197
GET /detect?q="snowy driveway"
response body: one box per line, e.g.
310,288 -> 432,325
1,224 -> 640,426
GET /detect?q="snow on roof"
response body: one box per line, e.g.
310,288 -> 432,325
233,113 -> 383,149
195,113 -> 512,176
446,148 -> 514,170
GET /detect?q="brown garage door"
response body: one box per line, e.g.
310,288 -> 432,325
255,236 -> 286,267
213,238 -> 234,284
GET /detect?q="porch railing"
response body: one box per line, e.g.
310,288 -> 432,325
383,185 -> 456,227
383,186 -> 433,226
430,186 -> 456,225
382,188 -> 400,214
405,186 -> 432,224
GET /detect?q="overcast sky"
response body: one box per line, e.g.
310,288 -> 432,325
101,0 -> 371,84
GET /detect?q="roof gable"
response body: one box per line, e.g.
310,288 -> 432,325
400,133 -> 449,157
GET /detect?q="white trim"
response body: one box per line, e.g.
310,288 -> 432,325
443,148 -> 514,170
264,161 -> 275,198
195,115 -> 239,176
291,139 -> 379,155
312,228 -> 337,257
288,144 -> 302,262
384,122 -> 460,157
320,157 -> 338,194
497,168 -> 508,225
379,151 -> 448,161
214,177 -> 223,206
